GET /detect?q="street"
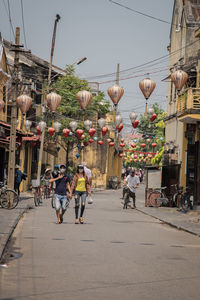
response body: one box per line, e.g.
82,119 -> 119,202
1,186 -> 200,300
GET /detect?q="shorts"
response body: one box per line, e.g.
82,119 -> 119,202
54,194 -> 69,211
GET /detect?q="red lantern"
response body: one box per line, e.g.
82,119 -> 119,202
101,126 -> 108,136
76,129 -> 84,139
148,154 -> 153,158
134,155 -> 137,159
89,139 -> 94,144
141,143 -> 146,148
48,127 -> 55,137
150,113 -> 157,122
89,128 -> 96,137
132,120 -> 139,128
117,123 -> 123,133
120,143 -> 125,148
36,126 -> 41,135
121,138 -> 124,143
119,153 -> 123,157
131,143 -> 136,148
139,159 -> 141,163
109,142 -> 115,147
134,159 -> 137,163
63,128 -> 70,138
98,140 -> 103,145
152,143 -> 157,148
84,142 -> 89,147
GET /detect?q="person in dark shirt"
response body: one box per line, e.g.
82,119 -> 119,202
49,164 -> 72,224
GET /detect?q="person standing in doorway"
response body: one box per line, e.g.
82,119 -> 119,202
71,165 -> 89,224
49,164 -> 72,224
14,165 -> 27,195
126,169 -> 140,208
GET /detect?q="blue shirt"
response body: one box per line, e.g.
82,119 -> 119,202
55,175 -> 70,196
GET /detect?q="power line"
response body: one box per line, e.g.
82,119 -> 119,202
20,0 -> 28,49
2,0 -> 15,40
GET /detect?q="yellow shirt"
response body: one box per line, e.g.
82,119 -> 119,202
76,177 -> 86,192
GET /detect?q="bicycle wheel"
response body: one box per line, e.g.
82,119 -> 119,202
148,191 -> 162,207
34,188 -> 41,207
173,193 -> 181,208
1,189 -> 19,209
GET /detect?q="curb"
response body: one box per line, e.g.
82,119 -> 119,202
0,206 -> 29,263
136,208 -> 200,238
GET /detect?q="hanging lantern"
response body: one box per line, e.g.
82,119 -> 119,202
147,138 -> 151,143
148,107 -> 154,117
63,128 -> 70,138
132,120 -> 139,128
117,123 -> 123,133
84,119 -> 92,130
54,121 -> 61,133
129,112 -> 137,123
134,159 -> 137,163
152,143 -> 157,148
36,125 -> 41,135
134,154 -> 138,159
57,146 -> 61,151
109,142 -> 115,147
139,159 -> 141,163
120,143 -> 125,148
69,132 -> 73,136
25,120 -> 32,131
69,121 -> 78,132
116,115 -> 123,126
148,154 -> 152,158
48,127 -> 55,137
76,153 -> 80,159
107,84 -> 124,106
98,140 -> 103,145
121,138 -> 124,143
141,143 -> 146,148
119,153 -> 123,158
84,141 -> 89,147
76,129 -> 84,139
171,70 -> 188,91
46,92 -> 61,112
107,138 -> 112,143
150,113 -> 157,122
101,126 -> 108,136
89,128 -> 96,137
16,94 -> 32,115
131,143 -> 136,148
94,137 -> 98,141
76,90 -> 92,110
89,139 -> 94,144
98,118 -> 106,128
38,121 -> 46,132
0,99 -> 5,112
139,78 -> 156,100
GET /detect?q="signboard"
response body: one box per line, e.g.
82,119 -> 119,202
147,169 -> 161,188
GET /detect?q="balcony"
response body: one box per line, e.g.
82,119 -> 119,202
177,88 -> 200,123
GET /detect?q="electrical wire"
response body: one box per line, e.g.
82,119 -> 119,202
20,0 -> 28,49
2,0 -> 15,40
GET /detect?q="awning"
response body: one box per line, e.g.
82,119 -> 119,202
0,121 -> 33,136
22,135 -> 40,142
178,114 -> 200,123
0,137 -> 20,148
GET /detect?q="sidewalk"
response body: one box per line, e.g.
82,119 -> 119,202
136,183 -> 200,237
0,191 -> 33,262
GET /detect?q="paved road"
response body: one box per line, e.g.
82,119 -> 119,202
1,187 -> 200,300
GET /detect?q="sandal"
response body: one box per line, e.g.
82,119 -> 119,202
75,219 -> 79,224
60,215 -> 63,223
79,217 -> 84,224
56,220 -> 61,224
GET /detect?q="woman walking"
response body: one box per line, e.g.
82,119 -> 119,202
71,165 -> 89,224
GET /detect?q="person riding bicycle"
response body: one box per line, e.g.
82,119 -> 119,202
125,169 -> 140,209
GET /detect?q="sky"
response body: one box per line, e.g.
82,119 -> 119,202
0,0 -> 174,131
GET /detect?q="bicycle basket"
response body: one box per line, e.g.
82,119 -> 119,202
31,179 -> 40,187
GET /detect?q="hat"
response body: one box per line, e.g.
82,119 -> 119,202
60,164 -> 66,169
45,168 -> 51,173
15,164 -> 20,169
78,164 -> 84,168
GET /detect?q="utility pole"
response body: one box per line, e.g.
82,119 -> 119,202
7,27 -> 20,191
37,14 -> 61,182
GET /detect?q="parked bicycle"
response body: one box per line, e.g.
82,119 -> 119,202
178,187 -> 193,213
171,184 -> 183,207
0,181 -> 19,209
148,186 -> 169,207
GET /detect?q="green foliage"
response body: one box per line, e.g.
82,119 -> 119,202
151,147 -> 164,166
51,66 -> 110,120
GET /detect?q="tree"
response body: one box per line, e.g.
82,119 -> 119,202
49,66 -> 111,167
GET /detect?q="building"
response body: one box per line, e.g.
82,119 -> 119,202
164,0 -> 200,204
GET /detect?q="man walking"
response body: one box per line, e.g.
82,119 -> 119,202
49,164 -> 72,224
126,169 -> 140,208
